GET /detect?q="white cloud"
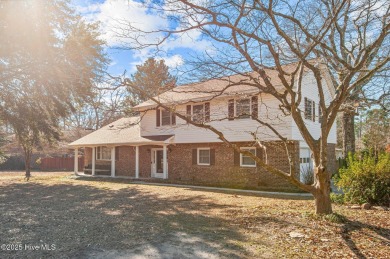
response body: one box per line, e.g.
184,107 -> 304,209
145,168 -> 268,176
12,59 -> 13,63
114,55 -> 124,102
160,55 -> 184,68
73,1 -> 100,16
73,0 -> 215,77
77,0 -> 213,54
78,0 -> 167,48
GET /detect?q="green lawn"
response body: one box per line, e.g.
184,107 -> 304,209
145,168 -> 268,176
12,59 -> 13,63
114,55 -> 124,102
0,172 -> 389,258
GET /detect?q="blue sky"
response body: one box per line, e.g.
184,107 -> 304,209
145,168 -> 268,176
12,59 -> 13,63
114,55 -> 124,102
72,0 -> 213,79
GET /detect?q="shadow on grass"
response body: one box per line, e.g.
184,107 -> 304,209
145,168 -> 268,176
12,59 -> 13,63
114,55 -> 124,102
0,178 -> 262,258
340,217 -> 390,259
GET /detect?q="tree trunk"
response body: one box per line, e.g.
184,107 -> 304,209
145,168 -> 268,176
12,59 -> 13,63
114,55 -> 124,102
313,190 -> 333,214
24,150 -> 31,181
342,109 -> 355,157
313,167 -> 333,214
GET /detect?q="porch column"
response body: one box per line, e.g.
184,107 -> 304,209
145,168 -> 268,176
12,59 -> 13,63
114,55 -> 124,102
135,146 -> 139,179
74,148 -> 78,175
92,147 -> 96,176
111,147 -> 116,177
163,144 -> 168,179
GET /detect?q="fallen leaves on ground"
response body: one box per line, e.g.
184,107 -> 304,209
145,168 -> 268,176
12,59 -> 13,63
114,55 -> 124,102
0,171 -> 388,258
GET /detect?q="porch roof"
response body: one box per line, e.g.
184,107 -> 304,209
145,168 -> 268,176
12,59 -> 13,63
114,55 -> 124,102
68,117 -> 174,148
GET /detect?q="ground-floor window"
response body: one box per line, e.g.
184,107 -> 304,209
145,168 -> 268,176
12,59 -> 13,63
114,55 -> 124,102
96,146 -> 111,160
240,147 -> 256,167
197,148 -> 210,165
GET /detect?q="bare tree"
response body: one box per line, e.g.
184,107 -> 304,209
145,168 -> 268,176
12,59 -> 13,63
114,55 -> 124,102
361,107 -> 390,156
114,0 -> 389,214
66,82 -> 126,130
341,71 -> 389,156
0,123 -> 7,164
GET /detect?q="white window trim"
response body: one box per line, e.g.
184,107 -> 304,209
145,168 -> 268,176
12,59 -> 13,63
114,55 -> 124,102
197,147 -> 211,166
96,146 -> 112,161
235,98 -> 252,120
189,102 -> 209,123
240,147 -> 256,167
190,102 -> 207,111
158,108 -> 174,127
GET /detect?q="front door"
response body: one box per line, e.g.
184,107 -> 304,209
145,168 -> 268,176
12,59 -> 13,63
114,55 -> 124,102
151,149 -> 164,178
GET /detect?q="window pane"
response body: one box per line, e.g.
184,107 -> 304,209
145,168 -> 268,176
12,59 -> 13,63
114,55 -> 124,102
241,148 -> 256,166
199,149 -> 210,164
193,104 -> 204,123
236,99 -> 250,119
305,98 -> 314,120
98,147 -> 111,160
161,110 -> 171,126
96,147 -> 101,160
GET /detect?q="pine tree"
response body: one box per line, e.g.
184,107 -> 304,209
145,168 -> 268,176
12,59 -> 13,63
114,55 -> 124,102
126,58 -> 177,106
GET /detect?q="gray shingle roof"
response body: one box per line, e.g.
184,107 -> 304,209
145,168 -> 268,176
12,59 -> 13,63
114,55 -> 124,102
134,63 -> 301,109
133,59 -> 333,110
68,117 -> 173,147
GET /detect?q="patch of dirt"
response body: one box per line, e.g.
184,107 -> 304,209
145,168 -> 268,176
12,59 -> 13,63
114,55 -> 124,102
0,171 -> 389,258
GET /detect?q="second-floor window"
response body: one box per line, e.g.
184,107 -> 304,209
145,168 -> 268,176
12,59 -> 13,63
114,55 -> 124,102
193,104 -> 205,123
228,96 -> 258,120
156,108 -> 176,127
236,98 -> 251,119
186,102 -> 210,123
161,109 -> 171,126
318,103 -> 323,123
304,97 -> 316,122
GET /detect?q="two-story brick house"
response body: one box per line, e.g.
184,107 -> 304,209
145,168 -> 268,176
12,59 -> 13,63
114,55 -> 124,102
69,62 -> 337,191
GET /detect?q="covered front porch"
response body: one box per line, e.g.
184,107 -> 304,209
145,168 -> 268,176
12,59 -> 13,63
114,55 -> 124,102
73,144 -> 171,179
68,117 -> 174,180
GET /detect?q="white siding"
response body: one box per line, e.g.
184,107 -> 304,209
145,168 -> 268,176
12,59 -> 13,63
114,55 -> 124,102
139,71 -> 336,144
140,94 -> 292,143
291,71 -> 337,144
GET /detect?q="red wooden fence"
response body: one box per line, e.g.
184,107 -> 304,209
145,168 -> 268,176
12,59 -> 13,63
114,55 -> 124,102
40,157 -> 84,171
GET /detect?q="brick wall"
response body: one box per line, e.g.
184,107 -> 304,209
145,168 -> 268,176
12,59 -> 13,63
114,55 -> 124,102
167,141 -> 300,191
81,141 -> 341,192
115,145 -> 164,178
116,146 -> 134,177
139,146 -> 151,178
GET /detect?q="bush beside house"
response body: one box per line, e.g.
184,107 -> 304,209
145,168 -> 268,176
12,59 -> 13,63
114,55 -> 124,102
334,152 -> 390,206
